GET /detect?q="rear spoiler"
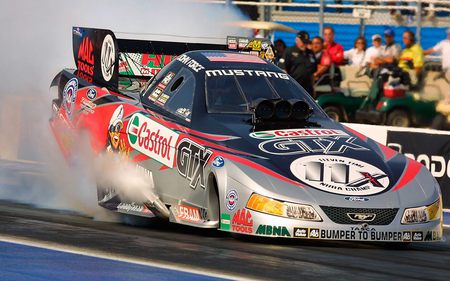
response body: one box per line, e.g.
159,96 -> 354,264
72,27 -> 274,91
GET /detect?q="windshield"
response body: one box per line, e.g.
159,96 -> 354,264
205,70 -> 323,115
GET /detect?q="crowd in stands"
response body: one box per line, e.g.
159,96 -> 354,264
276,26 -> 450,97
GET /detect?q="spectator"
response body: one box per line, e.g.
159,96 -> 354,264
379,28 -> 402,68
311,36 -> 331,83
279,31 -> 317,96
424,28 -> 450,79
323,26 -> 344,65
344,36 -> 366,67
363,34 -> 384,68
398,30 -> 424,76
274,39 -> 287,65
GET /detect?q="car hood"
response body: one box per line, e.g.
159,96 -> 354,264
202,116 -> 409,197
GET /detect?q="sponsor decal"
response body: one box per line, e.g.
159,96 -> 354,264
249,129 -> 347,140
387,132 -> 450,209
203,52 -> 266,64
259,136 -> 368,156
402,231 -> 412,241
176,54 -> 205,72
321,229 -> 404,241
62,78 -> 78,118
127,113 -> 179,168
77,37 -> 94,82
212,156 -> 225,168
176,139 -> 212,189
117,202 -> 152,215
231,209 -> 253,234
205,69 -> 288,79
161,72 -> 176,86
220,213 -> 231,231
175,108 -> 191,120
412,231 -> 423,241
156,93 -> 170,106
107,105 -> 129,156
226,190 -> 238,211
80,97 -> 96,114
347,213 -> 376,222
73,27 -> 83,37
309,228 -> 320,238
345,196 -> 370,202
101,34 -> 115,82
86,88 -> 97,100
255,225 -> 291,237
238,38 -> 249,49
176,204 -> 206,223
227,37 -> 237,49
293,227 -> 309,238
149,87 -> 164,102
290,155 -> 390,196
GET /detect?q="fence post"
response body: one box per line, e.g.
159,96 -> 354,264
319,0 -> 325,35
359,0 -> 367,37
416,0 -> 422,45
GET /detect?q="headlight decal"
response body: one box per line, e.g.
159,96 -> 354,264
246,193 -> 322,221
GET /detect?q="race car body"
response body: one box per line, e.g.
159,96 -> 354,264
50,27 -> 443,243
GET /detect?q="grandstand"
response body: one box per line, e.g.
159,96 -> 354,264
269,0 -> 450,50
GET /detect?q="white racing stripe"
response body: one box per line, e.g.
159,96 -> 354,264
0,235 -> 255,281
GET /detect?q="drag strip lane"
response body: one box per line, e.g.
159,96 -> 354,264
0,202 -> 449,281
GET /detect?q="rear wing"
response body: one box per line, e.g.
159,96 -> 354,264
72,27 -> 274,91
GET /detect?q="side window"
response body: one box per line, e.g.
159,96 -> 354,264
163,69 -> 195,122
144,67 -> 195,122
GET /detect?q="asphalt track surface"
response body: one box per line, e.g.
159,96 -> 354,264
0,202 -> 450,281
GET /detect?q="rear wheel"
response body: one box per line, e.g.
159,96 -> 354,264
387,109 -> 411,127
323,105 -> 344,122
431,114 -> 446,130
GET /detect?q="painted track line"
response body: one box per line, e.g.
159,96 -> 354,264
0,234 -> 256,281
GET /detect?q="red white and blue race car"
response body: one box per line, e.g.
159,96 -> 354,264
50,27 -> 443,242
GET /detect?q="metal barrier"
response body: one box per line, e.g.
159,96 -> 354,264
202,0 -> 450,45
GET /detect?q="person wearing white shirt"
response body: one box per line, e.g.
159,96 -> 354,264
425,28 -> 450,78
344,36 -> 366,67
363,34 -> 384,67
380,28 -> 402,67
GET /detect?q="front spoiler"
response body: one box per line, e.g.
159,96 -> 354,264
220,209 -> 443,243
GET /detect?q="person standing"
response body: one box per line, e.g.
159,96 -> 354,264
380,28 -> 402,68
311,36 -> 331,84
279,31 -> 317,96
424,28 -> 450,79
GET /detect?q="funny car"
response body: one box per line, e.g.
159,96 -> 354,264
49,27 -> 443,243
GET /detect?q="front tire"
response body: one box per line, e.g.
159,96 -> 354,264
323,105 -> 344,122
387,109 -> 411,127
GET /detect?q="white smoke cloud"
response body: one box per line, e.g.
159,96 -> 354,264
0,0 -> 247,219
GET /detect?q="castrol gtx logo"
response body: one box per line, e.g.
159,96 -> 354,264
177,139 -> 212,189
290,155 -> 390,196
127,113 -> 179,168
259,136 -> 368,156
250,128 -> 347,139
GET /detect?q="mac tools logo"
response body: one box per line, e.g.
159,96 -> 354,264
290,155 -> 390,196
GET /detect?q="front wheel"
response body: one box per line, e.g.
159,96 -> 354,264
323,105 -> 344,122
387,109 -> 411,127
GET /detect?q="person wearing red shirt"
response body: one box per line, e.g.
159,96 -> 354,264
323,26 -> 344,65
323,26 -> 344,86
